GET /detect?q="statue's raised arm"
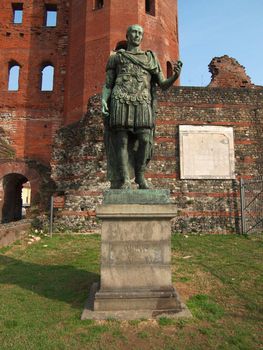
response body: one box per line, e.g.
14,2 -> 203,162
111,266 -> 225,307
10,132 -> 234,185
156,60 -> 183,90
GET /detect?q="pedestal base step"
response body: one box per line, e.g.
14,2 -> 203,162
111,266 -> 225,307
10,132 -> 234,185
81,282 -> 192,321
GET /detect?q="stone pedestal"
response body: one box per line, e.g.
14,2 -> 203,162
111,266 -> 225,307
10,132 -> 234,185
81,190 -> 191,320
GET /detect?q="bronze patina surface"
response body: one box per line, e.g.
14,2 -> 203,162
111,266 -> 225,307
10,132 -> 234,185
102,24 -> 182,189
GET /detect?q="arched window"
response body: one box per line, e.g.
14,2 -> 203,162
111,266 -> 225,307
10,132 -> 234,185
8,62 -> 20,91
167,61 -> 173,78
41,64 -> 54,91
115,41 -> 127,51
94,0 -> 104,10
145,0 -> 155,16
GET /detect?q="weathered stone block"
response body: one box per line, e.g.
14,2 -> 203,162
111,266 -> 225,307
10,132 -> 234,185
81,190 -> 191,320
179,125 -> 235,179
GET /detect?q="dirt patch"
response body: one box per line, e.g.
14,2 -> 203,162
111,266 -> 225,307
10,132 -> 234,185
174,269 -> 224,302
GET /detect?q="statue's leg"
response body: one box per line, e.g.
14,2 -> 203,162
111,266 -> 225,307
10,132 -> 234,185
112,130 -> 131,189
135,131 -> 151,189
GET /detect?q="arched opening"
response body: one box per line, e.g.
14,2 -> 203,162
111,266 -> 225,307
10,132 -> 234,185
41,64 -> 54,91
145,0 -> 155,16
1,173 -> 30,223
8,62 -> 21,91
115,40 -> 127,51
167,61 -> 173,78
93,0 -> 104,10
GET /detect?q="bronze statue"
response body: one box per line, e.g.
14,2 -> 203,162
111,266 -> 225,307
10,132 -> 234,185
102,24 -> 182,189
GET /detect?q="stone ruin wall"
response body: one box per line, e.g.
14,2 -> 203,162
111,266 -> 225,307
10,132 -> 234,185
208,55 -> 256,89
51,81 -> 263,234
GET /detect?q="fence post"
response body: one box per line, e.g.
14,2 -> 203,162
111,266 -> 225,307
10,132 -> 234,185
50,196 -> 54,237
240,178 -> 246,234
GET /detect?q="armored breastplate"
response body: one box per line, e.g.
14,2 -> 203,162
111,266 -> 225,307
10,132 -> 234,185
112,55 -> 152,105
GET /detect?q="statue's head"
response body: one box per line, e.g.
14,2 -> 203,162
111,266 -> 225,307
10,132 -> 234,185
126,24 -> 144,47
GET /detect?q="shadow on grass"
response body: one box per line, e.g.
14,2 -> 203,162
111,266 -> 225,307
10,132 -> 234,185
0,255 -> 99,309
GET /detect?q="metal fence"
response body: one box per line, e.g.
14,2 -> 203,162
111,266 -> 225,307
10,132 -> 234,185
240,176 -> 263,234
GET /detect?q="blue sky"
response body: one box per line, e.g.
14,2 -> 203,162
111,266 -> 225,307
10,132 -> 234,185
178,0 -> 263,86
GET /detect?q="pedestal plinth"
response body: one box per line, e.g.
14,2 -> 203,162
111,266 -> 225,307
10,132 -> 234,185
81,190 -> 191,320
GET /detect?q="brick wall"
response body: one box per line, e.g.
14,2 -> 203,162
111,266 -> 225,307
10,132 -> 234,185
0,0 -> 261,233
51,86 -> 263,234
63,0 -> 179,124
0,0 -> 69,209
209,55 -> 256,88
0,0 -> 69,165
0,0 -> 179,211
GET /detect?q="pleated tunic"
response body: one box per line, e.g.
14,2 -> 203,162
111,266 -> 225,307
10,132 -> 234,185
106,50 -> 161,131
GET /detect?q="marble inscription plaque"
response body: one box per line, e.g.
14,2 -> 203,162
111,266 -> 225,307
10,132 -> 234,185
108,243 -> 163,265
179,125 -> 235,179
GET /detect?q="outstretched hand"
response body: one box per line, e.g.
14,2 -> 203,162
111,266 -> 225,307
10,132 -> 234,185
173,60 -> 183,76
157,59 -> 183,90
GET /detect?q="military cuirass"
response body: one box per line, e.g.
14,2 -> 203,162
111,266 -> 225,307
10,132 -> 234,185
111,54 -> 152,105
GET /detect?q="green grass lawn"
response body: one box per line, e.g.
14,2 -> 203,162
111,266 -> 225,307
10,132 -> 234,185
0,233 -> 262,350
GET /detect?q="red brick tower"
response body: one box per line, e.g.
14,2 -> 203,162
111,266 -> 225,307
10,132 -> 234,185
0,0 -> 69,222
0,0 -> 179,223
0,0 -> 69,165
64,0 -> 180,124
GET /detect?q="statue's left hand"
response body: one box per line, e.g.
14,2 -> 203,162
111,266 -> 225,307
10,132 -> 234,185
173,60 -> 183,76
